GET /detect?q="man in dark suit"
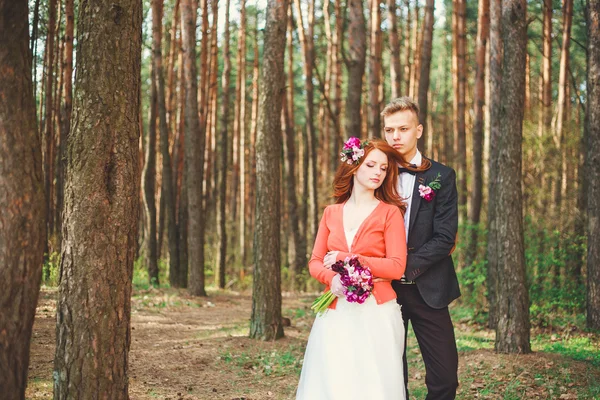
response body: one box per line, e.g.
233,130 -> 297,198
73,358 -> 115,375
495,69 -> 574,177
383,97 -> 461,399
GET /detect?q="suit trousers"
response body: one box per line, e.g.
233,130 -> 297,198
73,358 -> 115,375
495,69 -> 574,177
397,284 -> 459,400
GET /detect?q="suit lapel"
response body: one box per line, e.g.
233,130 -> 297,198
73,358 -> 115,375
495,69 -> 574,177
408,171 -> 426,238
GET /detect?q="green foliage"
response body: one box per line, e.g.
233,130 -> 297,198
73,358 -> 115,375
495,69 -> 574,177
133,256 -> 169,290
42,251 -> 60,287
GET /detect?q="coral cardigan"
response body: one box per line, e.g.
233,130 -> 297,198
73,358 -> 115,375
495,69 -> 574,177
309,201 -> 407,309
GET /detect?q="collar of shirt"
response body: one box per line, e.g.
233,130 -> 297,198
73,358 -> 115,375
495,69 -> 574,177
408,150 -> 422,168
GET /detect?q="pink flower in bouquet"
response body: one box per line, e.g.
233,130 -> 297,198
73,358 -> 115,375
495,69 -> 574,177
311,256 -> 374,314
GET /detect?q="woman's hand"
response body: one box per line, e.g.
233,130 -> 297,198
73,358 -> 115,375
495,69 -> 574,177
323,251 -> 339,268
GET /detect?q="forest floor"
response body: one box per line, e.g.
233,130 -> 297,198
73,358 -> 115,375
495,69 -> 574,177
26,286 -> 600,400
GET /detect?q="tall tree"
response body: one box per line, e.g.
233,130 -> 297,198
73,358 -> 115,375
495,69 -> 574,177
154,0 -> 181,287
294,0 -> 319,240
486,0 -> 501,330
538,0 -> 552,139
142,59 -> 159,285
0,0 -> 46,395
330,0 -> 344,170
587,0 -> 600,331
56,0 -> 75,247
216,0 -> 232,289
53,0 -> 142,396
554,0 -> 573,226
236,0 -> 248,267
250,0 -> 288,341
181,0 -> 207,296
345,0 -> 366,136
466,0 -> 489,270
452,0 -> 467,218
368,0 -> 382,136
388,0 -> 402,98
417,0 -> 435,151
43,0 -> 57,239
492,0 -> 530,353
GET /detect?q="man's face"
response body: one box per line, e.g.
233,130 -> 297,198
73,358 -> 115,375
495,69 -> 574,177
383,109 -> 423,160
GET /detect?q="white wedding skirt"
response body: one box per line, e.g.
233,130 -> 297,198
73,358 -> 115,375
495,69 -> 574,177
296,295 -> 406,400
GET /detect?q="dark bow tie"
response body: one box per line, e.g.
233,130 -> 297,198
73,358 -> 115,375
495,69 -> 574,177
398,164 -> 418,175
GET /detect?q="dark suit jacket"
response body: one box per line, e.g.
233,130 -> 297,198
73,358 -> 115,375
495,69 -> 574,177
393,158 -> 461,309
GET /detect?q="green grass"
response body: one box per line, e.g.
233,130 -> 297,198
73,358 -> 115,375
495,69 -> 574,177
533,335 -> 600,367
219,345 -> 305,378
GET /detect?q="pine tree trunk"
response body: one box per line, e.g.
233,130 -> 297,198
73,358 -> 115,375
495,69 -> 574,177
409,1 -> 420,98
404,0 -> 412,94
388,0 -> 402,98
345,0 -> 366,136
417,0 -> 434,151
56,0 -> 74,248
466,0 -> 489,271
330,0 -> 343,171
53,0 -> 142,395
368,0 -> 382,136
539,0 -> 552,138
555,0 -> 573,231
216,0 -> 231,289
238,0 -> 248,268
486,0 -> 501,330
143,63 -> 159,285
154,0 -> 180,287
43,0 -> 57,244
249,11 -> 260,248
493,0 -> 530,353
452,0 -> 467,221
586,0 -> 600,331
294,0 -> 319,241
250,0 -> 287,341
0,1 -> 46,395
182,0 -> 207,296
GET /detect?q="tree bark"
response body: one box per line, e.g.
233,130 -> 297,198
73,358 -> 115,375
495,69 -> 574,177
330,0 -> 343,171
0,1 -> 46,396
466,0 -> 489,271
181,0 -> 206,296
216,0 -> 231,289
388,0 -> 402,98
153,0 -> 181,287
493,0 -> 530,353
369,0 -> 382,136
417,0 -> 434,151
539,0 -> 553,138
238,0 -> 248,268
43,0 -> 57,242
294,0 -> 319,241
250,0 -> 287,341
486,0 -> 501,330
53,0 -> 142,396
56,0 -> 74,248
452,0 -> 467,220
143,61 -> 159,285
345,0 -> 367,136
587,0 -> 600,331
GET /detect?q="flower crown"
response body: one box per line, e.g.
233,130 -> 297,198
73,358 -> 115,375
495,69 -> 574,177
340,137 -> 369,165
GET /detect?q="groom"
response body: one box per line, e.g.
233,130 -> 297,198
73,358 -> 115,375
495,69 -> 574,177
383,97 -> 460,399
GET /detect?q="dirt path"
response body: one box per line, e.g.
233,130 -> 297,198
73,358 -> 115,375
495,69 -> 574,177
26,288 -> 600,399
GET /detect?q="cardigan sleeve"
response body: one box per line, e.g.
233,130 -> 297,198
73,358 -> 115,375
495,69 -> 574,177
308,207 -> 337,286
336,206 -> 407,280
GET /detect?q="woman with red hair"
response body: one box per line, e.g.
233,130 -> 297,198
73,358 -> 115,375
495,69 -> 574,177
296,138 -> 416,400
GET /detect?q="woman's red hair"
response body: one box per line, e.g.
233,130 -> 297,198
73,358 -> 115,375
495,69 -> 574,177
332,139 -> 408,213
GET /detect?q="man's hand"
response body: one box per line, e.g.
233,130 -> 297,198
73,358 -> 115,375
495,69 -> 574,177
323,251 -> 339,268
330,274 -> 345,297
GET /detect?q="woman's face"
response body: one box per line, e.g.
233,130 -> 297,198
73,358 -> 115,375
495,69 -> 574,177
354,148 -> 388,191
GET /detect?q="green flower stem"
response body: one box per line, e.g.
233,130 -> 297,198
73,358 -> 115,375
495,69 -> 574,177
311,291 -> 336,315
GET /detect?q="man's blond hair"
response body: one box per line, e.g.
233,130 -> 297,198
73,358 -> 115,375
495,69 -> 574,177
380,97 -> 420,121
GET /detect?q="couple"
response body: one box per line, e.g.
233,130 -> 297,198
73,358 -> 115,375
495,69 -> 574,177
296,97 -> 461,400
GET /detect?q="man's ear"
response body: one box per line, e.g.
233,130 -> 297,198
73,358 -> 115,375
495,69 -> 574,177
416,123 -> 423,139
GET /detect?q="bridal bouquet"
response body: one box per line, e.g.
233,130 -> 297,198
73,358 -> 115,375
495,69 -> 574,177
311,256 -> 374,315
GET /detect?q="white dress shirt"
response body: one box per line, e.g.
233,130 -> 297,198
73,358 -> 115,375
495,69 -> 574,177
398,150 -> 422,243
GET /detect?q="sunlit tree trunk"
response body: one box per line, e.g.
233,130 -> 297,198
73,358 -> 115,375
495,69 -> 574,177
54,0 -> 142,395
417,0 -> 434,152
345,0 -> 367,136
369,0 -> 382,136
250,0 -> 288,341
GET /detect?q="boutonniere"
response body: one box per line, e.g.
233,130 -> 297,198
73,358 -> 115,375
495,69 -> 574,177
418,173 -> 442,202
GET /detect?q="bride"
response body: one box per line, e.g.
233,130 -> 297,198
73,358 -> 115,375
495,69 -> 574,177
296,138 -> 409,400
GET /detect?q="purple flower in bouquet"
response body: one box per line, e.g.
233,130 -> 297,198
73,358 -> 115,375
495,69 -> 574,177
311,256 -> 374,314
